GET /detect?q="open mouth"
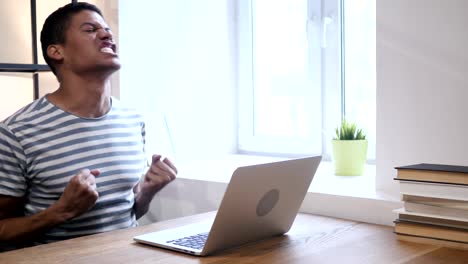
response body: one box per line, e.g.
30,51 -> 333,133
100,43 -> 116,54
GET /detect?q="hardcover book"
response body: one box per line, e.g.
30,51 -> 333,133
402,195 -> 468,220
398,180 -> 468,201
395,163 -> 468,185
394,208 -> 468,229
394,220 -> 468,243
396,234 -> 468,250
402,195 -> 468,209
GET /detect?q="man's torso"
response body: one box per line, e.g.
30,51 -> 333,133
0,97 -> 146,243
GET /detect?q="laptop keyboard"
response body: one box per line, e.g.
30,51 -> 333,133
167,232 -> 209,250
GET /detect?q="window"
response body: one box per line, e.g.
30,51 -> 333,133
238,0 -> 375,160
342,0 -> 376,160
0,0 -> 73,121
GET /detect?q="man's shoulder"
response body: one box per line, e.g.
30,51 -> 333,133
1,97 -> 50,127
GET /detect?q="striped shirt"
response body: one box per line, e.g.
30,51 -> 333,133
0,96 -> 146,244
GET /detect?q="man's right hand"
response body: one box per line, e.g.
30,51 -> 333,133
55,169 -> 100,220
0,169 -> 100,246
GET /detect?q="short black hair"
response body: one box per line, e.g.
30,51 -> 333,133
40,2 -> 103,76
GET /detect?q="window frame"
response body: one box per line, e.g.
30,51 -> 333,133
0,0 -> 61,99
237,0 -> 343,160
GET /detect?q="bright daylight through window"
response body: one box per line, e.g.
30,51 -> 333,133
238,0 -> 375,161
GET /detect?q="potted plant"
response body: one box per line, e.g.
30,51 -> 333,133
331,119 -> 368,176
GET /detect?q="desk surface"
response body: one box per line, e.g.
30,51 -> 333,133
1,212 -> 467,264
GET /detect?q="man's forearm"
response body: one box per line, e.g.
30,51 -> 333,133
133,161 -> 177,220
133,188 -> 155,219
0,203 -> 72,245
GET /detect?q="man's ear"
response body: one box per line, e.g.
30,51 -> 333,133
47,45 -> 64,61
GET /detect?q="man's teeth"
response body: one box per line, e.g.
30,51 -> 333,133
100,47 -> 114,53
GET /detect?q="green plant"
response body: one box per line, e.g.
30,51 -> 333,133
334,119 -> 366,140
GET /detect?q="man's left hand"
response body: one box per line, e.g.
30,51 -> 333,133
139,154 -> 177,197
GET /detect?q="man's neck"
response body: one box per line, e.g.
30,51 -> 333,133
47,74 -> 112,118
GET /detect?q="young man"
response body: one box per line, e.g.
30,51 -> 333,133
0,2 -> 177,250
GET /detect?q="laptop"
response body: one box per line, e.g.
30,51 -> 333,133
134,156 -> 322,256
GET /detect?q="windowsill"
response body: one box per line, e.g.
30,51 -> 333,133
176,154 -> 392,200
173,154 -> 402,226
310,161 -> 377,197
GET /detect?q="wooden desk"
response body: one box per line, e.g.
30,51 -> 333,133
1,212 -> 467,264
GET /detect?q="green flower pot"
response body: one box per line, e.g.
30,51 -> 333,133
331,140 -> 368,176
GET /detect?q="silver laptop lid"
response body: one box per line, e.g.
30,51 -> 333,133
201,156 -> 321,255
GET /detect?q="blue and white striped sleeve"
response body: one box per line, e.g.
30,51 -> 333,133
0,123 -> 27,197
141,121 -> 146,154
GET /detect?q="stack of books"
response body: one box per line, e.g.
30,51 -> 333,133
393,163 -> 468,249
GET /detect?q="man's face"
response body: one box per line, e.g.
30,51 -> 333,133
59,10 -> 121,76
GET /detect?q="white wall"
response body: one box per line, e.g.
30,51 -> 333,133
377,0 -> 468,196
118,0 -> 238,163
